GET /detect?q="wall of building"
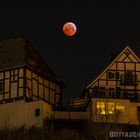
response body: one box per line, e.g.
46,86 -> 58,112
26,68 -> 61,105
87,48 -> 140,101
90,98 -> 130,124
90,98 -> 140,125
0,100 -> 52,129
0,68 -> 24,102
129,102 -> 140,125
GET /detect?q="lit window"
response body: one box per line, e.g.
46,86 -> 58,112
116,105 -> 124,113
97,102 -> 105,114
96,101 -> 124,115
107,102 -> 114,114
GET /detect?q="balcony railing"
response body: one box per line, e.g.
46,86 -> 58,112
120,74 -> 137,85
90,87 -> 140,102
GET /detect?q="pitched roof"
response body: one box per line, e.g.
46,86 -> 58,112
86,46 -> 140,89
0,37 -> 60,82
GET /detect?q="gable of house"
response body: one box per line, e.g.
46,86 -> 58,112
0,37 -> 61,81
86,46 -> 140,101
0,37 -> 63,106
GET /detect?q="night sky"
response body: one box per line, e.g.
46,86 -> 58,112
0,1 -> 140,103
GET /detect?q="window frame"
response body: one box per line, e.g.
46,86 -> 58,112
96,101 -> 125,115
0,80 -> 3,94
35,108 -> 41,117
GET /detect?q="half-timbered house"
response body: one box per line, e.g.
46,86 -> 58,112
0,37 -> 64,128
85,46 -> 140,125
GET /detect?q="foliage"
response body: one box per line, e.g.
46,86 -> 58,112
83,109 -> 125,140
0,126 -> 88,140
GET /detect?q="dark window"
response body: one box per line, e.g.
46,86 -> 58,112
137,106 -> 140,112
92,86 -> 99,98
108,71 -> 115,79
11,70 -> 18,82
116,87 -> 121,99
35,109 -> 40,117
99,87 -> 106,98
0,81 -> 3,94
123,91 -> 135,101
126,70 -> 134,81
115,72 -> 120,79
120,70 -> 137,85
134,93 -> 138,101
109,88 -> 115,98
123,92 -> 128,99
137,106 -> 140,123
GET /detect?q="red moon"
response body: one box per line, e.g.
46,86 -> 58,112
63,22 -> 77,36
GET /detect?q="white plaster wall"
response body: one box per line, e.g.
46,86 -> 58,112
0,100 -> 52,129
